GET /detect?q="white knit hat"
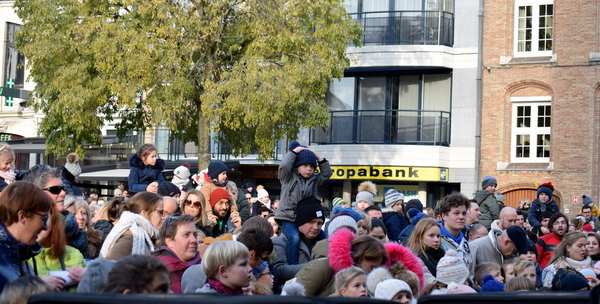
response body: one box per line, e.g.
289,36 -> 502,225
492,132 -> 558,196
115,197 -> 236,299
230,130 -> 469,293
384,189 -> 404,209
257,188 -> 269,199
173,163 -> 191,180
436,250 -> 469,285
64,153 -> 82,177
375,279 -> 413,301
327,215 -> 358,236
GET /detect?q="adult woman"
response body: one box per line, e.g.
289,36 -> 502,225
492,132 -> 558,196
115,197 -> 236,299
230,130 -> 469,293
266,213 -> 280,238
66,196 -> 103,259
542,231 -> 592,287
0,182 -> 53,293
406,217 -> 444,285
99,192 -> 164,260
180,190 -> 210,233
92,197 -> 123,239
30,205 -> 86,291
586,232 -> 600,262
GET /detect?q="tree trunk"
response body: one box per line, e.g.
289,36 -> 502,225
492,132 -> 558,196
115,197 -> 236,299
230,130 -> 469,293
197,105 -> 211,170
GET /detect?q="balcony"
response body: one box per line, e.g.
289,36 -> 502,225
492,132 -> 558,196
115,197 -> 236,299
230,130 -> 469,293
350,10 -> 454,47
310,109 -> 450,146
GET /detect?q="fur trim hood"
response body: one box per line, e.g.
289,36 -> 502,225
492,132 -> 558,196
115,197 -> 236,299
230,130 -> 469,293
384,242 -> 425,292
129,154 -> 165,171
328,228 -> 356,273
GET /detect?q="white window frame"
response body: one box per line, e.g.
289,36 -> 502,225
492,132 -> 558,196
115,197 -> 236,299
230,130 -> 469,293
510,96 -> 551,162
514,0 -> 554,57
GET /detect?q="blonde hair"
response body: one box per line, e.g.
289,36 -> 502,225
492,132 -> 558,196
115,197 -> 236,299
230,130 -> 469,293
202,240 -> 250,279
406,217 -> 440,256
334,266 -> 366,296
65,195 -> 91,227
474,262 -> 501,285
504,276 -> 536,291
180,189 -> 208,227
513,260 -> 534,277
0,142 -> 15,164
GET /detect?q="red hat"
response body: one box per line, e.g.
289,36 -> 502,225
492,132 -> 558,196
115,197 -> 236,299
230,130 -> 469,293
210,188 -> 231,208
583,223 -> 593,232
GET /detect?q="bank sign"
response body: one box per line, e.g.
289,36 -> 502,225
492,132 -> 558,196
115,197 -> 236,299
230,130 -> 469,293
329,166 -> 448,182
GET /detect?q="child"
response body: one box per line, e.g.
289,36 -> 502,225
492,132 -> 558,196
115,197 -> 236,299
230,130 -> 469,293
128,144 -> 165,195
513,260 -> 537,284
101,255 -> 170,294
480,274 -> 505,292
424,249 -> 470,295
528,182 -> 559,235
367,267 -> 413,304
474,262 -> 503,289
474,176 -> 500,228
0,143 -> 17,192
520,238 -> 542,288
502,257 -> 519,283
0,276 -> 52,304
199,240 -> 253,294
275,140 -> 332,265
334,266 -> 367,298
354,181 -> 377,211
201,161 -> 238,219
504,276 -> 536,291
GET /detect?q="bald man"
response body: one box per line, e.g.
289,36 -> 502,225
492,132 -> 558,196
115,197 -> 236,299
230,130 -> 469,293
490,207 -> 518,231
163,196 -> 180,218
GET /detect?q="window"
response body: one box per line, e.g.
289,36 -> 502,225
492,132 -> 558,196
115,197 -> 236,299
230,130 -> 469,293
5,23 -> 25,89
514,1 -> 553,57
511,97 -> 551,162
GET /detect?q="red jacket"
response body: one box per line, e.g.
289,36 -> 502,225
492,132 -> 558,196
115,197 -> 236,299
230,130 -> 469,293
152,247 -> 201,293
536,233 -> 562,269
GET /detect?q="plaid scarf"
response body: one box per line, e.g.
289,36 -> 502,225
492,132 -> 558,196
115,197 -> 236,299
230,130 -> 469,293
208,279 -> 243,295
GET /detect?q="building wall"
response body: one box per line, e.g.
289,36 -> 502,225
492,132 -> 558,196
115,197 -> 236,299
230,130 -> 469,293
481,0 -> 600,216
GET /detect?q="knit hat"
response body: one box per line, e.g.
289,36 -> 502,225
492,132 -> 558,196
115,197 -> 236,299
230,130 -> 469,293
335,208 -> 363,222
560,273 -> 589,291
76,258 -> 117,293
579,268 -> 598,283
332,197 -> 345,206
208,161 -> 228,180
173,163 -> 191,180
583,195 -> 594,206
288,141 -> 317,168
405,199 -> 423,213
64,153 -> 82,177
374,279 -> 413,301
328,215 -> 358,235
436,250 -> 469,285
583,223 -> 594,232
294,196 -> 324,226
257,188 -> 269,199
370,218 -> 387,236
526,238 -> 538,257
209,188 -> 231,208
495,192 -> 505,203
407,208 -> 421,219
114,189 -> 122,196
252,260 -> 269,280
481,274 -> 505,292
594,261 -> 600,273
355,181 -> 377,206
506,225 -> 528,255
157,181 -> 181,197
537,182 -> 554,198
384,189 -> 404,209
537,210 -> 554,222
447,283 -> 477,294
481,176 -> 497,190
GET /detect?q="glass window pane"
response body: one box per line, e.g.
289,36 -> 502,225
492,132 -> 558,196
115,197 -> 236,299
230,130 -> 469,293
423,74 -> 451,112
327,78 -> 355,112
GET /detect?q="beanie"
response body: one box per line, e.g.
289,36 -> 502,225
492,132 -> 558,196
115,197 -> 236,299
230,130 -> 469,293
332,197 -> 345,206
331,205 -> 343,217
252,260 -> 269,280
583,223 -> 593,232
374,279 -> 413,301
405,199 -> 423,213
355,191 -> 374,206
537,182 -> 554,198
158,181 -> 181,197
355,181 -> 377,206
294,196 -> 324,226
288,141 -> 317,168
257,188 -> 269,199
209,188 -> 231,208
384,189 -> 404,209
173,163 -> 191,180
370,218 -> 387,236
447,283 -> 477,294
559,273 -> 589,291
328,215 -> 358,235
436,250 -> 469,285
481,176 -> 497,190
526,238 -> 538,257
495,192 -> 505,203
583,195 -> 594,206
335,208 -> 363,222
579,269 -> 598,283
537,210 -> 554,222
480,274 -> 505,292
407,208 -> 421,219
595,260 -> 600,273
64,153 -> 82,177
208,161 -> 228,180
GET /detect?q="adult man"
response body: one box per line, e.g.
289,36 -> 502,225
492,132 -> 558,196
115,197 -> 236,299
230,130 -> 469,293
364,205 -> 383,221
582,205 -> 594,225
462,200 -> 481,240
536,212 -> 568,269
272,199 -> 280,212
490,207 -> 518,231
469,226 -> 528,274
206,188 -> 241,237
380,189 -> 408,242
516,210 -> 526,228
474,176 -> 500,228
152,215 -> 201,293
439,192 -> 472,272
162,196 -> 180,218
237,228 -> 274,289
272,196 -> 326,288
467,224 -> 488,242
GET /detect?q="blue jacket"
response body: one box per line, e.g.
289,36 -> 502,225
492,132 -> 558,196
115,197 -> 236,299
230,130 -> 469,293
128,154 -> 165,194
382,210 -> 409,242
61,167 -> 83,197
0,170 -> 27,192
398,212 -> 427,244
0,221 -> 41,293
527,198 -> 559,230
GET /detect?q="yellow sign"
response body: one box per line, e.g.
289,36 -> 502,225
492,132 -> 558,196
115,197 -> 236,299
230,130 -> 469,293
329,166 -> 448,182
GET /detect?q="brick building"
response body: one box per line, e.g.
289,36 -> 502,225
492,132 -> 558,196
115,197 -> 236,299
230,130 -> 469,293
480,0 -> 600,216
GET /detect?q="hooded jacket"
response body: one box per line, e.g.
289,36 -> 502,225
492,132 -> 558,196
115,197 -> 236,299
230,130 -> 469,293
468,229 -> 505,275
152,246 -> 201,294
382,209 -> 409,242
527,198 -> 559,231
0,221 -> 42,293
474,190 -> 499,228
128,154 -> 165,195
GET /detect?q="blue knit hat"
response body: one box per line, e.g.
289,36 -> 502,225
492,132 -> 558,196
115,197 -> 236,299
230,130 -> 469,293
405,199 -> 423,213
252,260 -> 269,279
526,238 -> 538,257
208,161 -> 228,180
559,273 -> 589,291
537,182 -> 554,198
481,274 -> 505,292
583,195 -> 593,206
335,208 -> 363,222
482,176 -> 497,189
289,140 -> 317,168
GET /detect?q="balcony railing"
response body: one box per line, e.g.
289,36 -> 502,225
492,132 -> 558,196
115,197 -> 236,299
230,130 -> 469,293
310,109 -> 451,146
350,10 -> 454,47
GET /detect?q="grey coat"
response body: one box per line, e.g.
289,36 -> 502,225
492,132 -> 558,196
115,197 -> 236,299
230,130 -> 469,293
468,229 -> 504,275
271,234 -> 312,284
275,151 -> 332,223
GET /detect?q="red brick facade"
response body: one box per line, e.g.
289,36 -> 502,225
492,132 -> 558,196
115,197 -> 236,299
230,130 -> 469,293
481,0 -> 600,217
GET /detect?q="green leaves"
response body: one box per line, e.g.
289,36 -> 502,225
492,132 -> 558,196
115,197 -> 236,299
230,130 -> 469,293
14,0 -> 361,164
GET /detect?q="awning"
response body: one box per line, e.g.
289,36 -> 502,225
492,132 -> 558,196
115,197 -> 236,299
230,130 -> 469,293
78,169 -> 131,182
10,143 -> 47,154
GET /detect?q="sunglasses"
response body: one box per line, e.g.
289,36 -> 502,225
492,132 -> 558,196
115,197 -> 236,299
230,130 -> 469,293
184,200 -> 202,209
43,185 -> 66,195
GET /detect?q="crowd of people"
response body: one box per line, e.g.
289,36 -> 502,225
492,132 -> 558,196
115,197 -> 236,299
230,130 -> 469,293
1,141 -> 600,304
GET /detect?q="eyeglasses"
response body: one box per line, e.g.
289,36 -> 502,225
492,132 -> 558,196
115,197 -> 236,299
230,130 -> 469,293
553,221 -> 568,226
184,200 -> 202,209
33,211 -> 49,227
43,185 -> 66,195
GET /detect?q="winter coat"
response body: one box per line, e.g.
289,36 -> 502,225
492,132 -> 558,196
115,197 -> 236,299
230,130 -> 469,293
536,232 -> 562,269
92,220 -> 114,240
61,211 -> 88,259
474,190 -> 499,228
237,196 -> 251,222
0,221 -> 41,293
468,229 -> 505,275
29,245 -> 86,292
398,212 -> 427,244
527,199 -> 559,231
382,209 -> 409,242
127,154 -> 165,195
272,233 -> 317,285
275,151 -> 332,223
439,222 -> 473,277
61,169 -> 82,196
152,246 -> 202,294
200,180 -> 238,215
84,227 -> 104,259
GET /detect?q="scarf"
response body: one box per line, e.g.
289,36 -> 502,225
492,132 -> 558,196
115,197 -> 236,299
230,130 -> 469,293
564,256 -> 593,269
0,167 -> 16,184
99,211 -> 158,258
420,247 -> 445,277
439,221 -> 464,245
208,279 -> 243,295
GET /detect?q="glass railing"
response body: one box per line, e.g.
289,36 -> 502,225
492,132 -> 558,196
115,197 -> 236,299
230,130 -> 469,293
310,109 -> 451,145
349,10 -> 454,46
